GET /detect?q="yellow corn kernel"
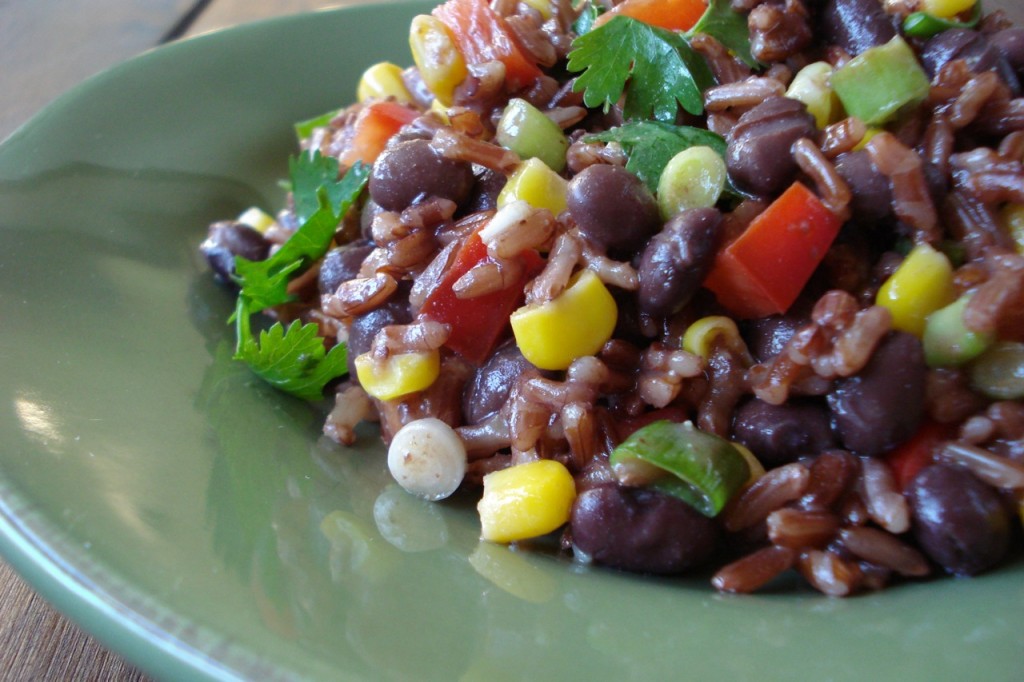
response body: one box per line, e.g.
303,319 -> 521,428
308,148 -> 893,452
731,442 -> 766,486
357,62 -> 413,104
785,61 -> 842,128
682,315 -> 745,359
409,15 -> 467,107
236,207 -> 276,234
354,350 -> 440,401
1000,203 -> 1024,255
429,98 -> 451,124
921,0 -> 975,19
497,158 -> 567,215
853,127 -> 883,151
876,243 -> 955,338
510,270 -> 618,370
478,459 -> 576,543
520,0 -> 553,19
657,145 -> 727,218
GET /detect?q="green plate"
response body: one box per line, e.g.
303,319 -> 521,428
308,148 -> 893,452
1,2 -> 1022,680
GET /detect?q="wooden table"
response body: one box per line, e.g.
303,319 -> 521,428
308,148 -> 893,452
0,3 -> 378,677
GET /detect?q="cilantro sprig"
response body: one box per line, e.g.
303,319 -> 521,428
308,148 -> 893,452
567,0 -> 757,121
583,121 -> 726,192
568,16 -> 714,121
234,298 -> 350,401
230,151 -> 369,400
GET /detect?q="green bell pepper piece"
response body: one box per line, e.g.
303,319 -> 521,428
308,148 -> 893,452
831,36 -> 931,126
496,98 -> 569,173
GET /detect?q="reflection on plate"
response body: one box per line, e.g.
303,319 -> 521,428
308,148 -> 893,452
0,2 -> 1022,680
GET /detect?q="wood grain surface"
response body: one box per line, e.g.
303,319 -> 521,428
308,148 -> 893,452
0,2 -> 354,678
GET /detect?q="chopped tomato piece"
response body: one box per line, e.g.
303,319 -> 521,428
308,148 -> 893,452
420,231 -> 544,365
595,0 -> 707,32
337,101 -> 419,167
703,182 -> 842,319
886,420 -> 952,490
433,0 -> 543,91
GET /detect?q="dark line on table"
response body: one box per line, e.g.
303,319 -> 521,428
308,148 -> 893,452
160,0 -> 216,43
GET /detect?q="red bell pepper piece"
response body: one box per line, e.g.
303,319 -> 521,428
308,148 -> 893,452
432,0 -> 543,92
703,182 -> 842,319
594,0 -> 707,32
885,420 -> 952,491
337,101 -> 419,167
420,231 -> 544,365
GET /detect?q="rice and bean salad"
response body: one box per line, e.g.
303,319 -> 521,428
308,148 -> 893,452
201,0 -> 1024,595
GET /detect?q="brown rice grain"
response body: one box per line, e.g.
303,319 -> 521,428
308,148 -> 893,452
724,463 -> 811,532
322,272 -> 398,317
766,508 -> 840,549
937,442 -> 1024,489
711,545 -> 797,594
797,549 -> 862,596
859,457 -> 911,534
838,526 -> 931,577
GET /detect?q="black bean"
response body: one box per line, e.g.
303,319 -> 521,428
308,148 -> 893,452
636,207 -> 723,317
200,221 -> 270,283
921,29 -> 1021,93
318,241 -> 374,296
732,398 -> 837,466
991,28 -> 1024,76
726,97 -> 817,197
460,168 -> 508,215
610,287 -> 653,346
742,315 -> 804,362
369,138 -> 475,212
820,0 -> 896,57
827,332 -> 927,457
908,463 -> 1010,576
567,164 -> 661,254
834,151 -> 893,226
570,485 -> 719,575
204,249 -> 239,285
461,341 -> 535,424
345,285 -> 413,378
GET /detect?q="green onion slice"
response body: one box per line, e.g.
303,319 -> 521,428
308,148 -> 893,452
609,420 -> 750,517
903,3 -> 982,39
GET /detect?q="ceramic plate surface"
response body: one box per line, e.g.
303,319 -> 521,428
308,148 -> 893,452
1,2 -> 1022,680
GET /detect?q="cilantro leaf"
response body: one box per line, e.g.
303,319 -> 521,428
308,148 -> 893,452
567,16 -> 714,121
234,298 -> 348,401
584,121 -> 726,192
572,3 -> 602,35
294,108 -> 341,142
291,151 -> 363,224
234,161 -> 369,315
688,0 -> 758,68
233,255 -> 303,313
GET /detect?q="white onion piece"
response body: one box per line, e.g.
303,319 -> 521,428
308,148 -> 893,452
387,418 -> 467,501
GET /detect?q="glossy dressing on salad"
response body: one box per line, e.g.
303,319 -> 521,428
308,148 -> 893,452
201,0 -> 1024,595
